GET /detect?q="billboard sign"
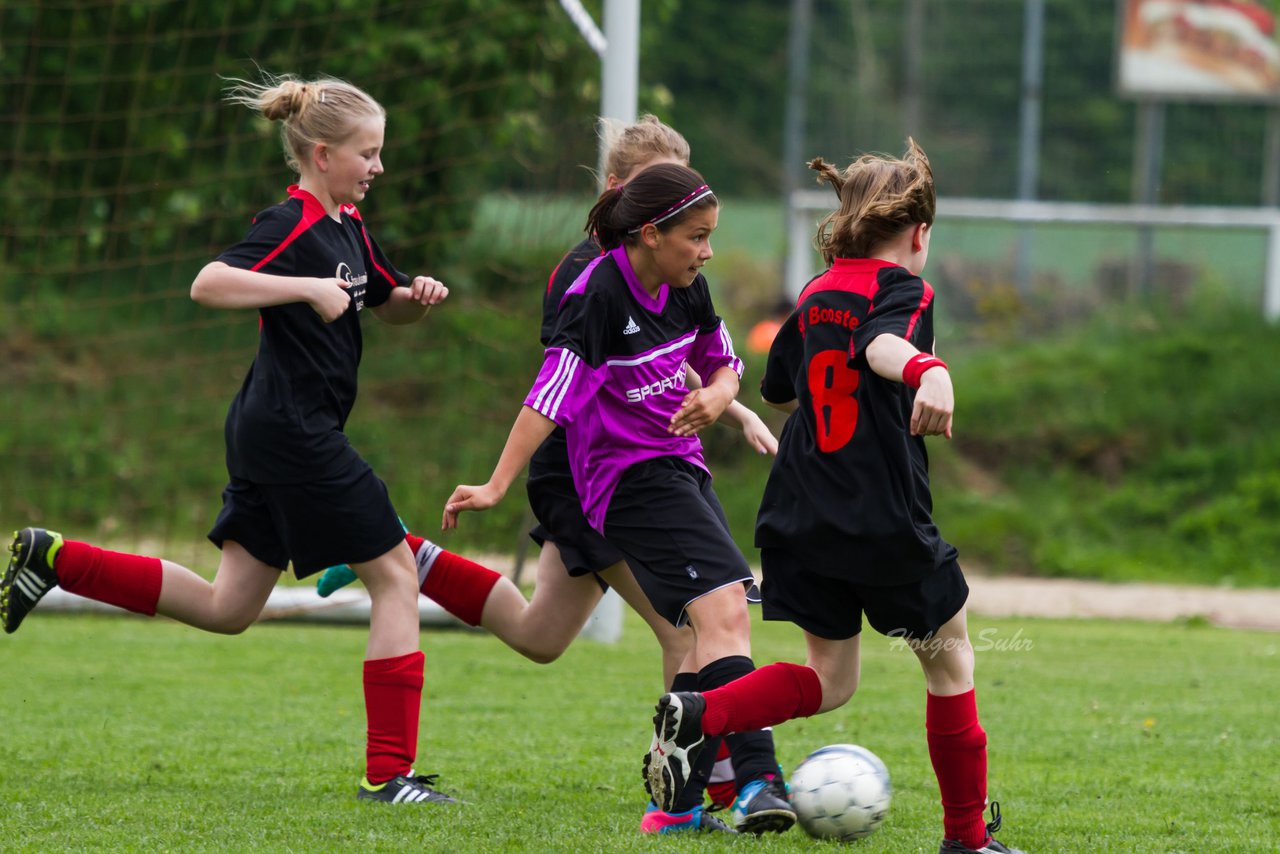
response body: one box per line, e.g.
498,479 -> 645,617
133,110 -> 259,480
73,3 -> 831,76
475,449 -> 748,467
1118,0 -> 1280,100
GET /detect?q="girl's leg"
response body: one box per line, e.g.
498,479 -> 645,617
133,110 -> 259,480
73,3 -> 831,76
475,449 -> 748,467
154,540 -> 281,633
476,542 -> 605,664
3,527 -> 277,635
597,560 -> 693,688
911,606 -> 989,849
352,541 -> 427,788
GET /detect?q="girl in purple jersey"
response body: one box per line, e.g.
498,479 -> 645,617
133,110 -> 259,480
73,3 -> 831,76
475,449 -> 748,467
442,163 -> 795,836
642,141 -> 1025,854
1,74 -> 455,806
316,117 -> 777,831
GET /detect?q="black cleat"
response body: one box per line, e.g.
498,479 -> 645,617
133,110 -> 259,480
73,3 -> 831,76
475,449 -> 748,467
2,528 -> 64,634
730,775 -> 796,835
357,772 -> 457,804
643,692 -> 707,812
939,802 -> 1025,854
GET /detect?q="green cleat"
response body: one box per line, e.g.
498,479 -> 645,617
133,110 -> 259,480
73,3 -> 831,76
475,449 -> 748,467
316,563 -> 358,598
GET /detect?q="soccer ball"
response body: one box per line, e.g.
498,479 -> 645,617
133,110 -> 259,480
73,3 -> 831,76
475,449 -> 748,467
789,743 -> 892,841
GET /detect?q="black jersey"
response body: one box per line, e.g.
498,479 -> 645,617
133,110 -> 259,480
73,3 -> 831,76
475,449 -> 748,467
529,236 -> 604,483
215,185 -> 406,483
755,257 -> 958,584
540,236 -> 603,346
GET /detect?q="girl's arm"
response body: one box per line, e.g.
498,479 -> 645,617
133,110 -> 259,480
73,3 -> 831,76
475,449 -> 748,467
372,276 -> 449,325
441,406 -> 556,530
683,367 -> 778,454
668,366 -> 740,439
190,261 -> 351,322
864,332 -> 954,438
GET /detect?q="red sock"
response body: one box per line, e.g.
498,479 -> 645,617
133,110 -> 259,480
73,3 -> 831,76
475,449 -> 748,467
54,540 -> 163,615
705,739 -> 737,809
926,689 -> 989,848
700,662 -> 822,736
417,549 -> 501,627
363,651 -> 424,785
404,532 -> 425,554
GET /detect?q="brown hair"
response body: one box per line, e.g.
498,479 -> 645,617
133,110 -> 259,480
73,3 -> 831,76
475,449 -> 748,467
585,163 -> 716,250
222,73 -> 385,174
808,138 -> 935,265
598,114 -> 691,182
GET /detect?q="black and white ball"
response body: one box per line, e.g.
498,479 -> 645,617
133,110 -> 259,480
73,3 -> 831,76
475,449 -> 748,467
789,743 -> 892,841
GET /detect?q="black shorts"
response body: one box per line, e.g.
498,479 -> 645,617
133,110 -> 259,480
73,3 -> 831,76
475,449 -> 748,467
207,459 -> 406,579
760,549 -> 969,640
526,430 -> 627,576
603,457 -> 754,628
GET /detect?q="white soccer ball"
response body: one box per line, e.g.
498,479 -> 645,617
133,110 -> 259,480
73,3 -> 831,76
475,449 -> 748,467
789,743 -> 892,841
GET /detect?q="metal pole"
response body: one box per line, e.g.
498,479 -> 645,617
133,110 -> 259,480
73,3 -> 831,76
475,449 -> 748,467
1132,101 -> 1165,296
1264,107 -> 1280,207
599,0 -> 640,188
903,0 -> 924,139
783,0 -> 814,299
1014,0 -> 1045,297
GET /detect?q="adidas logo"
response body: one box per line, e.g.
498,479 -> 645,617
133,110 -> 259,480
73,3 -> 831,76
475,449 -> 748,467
623,316 -> 641,335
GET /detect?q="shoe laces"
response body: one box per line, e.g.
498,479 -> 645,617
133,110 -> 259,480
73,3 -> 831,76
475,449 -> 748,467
407,772 -> 441,789
984,801 -> 1003,838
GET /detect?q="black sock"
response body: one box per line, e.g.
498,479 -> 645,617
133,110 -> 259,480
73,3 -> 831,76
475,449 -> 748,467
697,655 -> 779,788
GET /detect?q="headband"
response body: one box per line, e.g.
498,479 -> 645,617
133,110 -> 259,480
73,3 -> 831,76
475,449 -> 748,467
628,184 -> 715,233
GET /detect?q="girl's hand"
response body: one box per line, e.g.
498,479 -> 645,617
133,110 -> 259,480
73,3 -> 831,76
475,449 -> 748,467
442,482 -> 505,530
740,409 -> 779,455
309,277 -> 351,322
669,385 -> 732,437
911,368 -> 954,438
408,276 -> 448,307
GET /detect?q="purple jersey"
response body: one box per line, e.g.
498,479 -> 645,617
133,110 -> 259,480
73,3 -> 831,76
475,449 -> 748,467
524,246 -> 743,531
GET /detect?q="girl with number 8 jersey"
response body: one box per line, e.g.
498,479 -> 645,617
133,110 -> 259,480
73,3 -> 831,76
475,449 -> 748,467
643,140 -> 1026,854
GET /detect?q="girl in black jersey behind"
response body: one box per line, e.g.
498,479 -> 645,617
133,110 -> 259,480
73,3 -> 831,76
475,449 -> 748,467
643,141 -> 1026,854
1,74 -> 454,806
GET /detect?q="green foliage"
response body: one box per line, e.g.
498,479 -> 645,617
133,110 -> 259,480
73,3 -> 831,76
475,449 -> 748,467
0,0 -> 599,297
1,612 -> 1275,849
938,293 -> 1280,585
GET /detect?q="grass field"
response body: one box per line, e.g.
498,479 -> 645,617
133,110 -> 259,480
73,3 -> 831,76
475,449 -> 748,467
2,607 -> 1276,852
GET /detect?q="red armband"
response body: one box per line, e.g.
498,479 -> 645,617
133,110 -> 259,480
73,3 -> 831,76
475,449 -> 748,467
901,353 -> 948,389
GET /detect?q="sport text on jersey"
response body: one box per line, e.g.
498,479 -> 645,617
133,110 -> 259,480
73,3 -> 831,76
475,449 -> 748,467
624,361 -> 689,403
336,262 -> 369,310
799,304 -> 860,337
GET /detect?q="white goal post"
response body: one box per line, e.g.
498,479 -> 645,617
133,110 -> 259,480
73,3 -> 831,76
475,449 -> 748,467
787,191 -> 1280,323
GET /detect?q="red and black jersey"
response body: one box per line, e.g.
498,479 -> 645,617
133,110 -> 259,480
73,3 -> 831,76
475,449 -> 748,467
216,185 -> 407,484
755,257 -> 958,584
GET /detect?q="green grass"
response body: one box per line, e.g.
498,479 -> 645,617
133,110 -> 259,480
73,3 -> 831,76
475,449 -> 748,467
1,608 -> 1276,851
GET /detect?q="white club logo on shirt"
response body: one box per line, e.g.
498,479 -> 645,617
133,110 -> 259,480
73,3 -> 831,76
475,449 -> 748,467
623,316 -> 641,335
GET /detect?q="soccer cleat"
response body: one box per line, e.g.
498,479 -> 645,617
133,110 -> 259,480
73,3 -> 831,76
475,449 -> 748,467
357,771 -> 456,804
640,802 -> 737,834
2,528 -> 64,634
643,691 -> 707,813
729,775 -> 796,835
939,802 -> 1025,854
316,563 -> 358,598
